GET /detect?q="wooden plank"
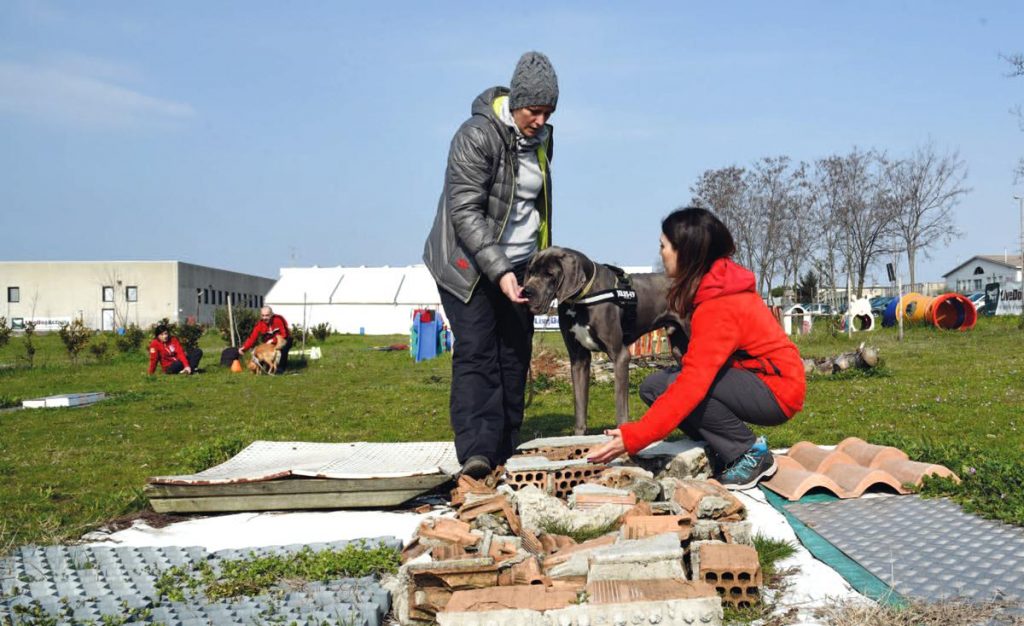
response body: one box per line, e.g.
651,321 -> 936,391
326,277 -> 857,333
145,474 -> 450,498
149,489 -> 430,514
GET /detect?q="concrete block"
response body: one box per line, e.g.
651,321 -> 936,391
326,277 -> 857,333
633,439 -> 710,480
595,467 -> 663,502
511,486 -> 625,538
697,543 -> 762,608
587,533 -> 686,582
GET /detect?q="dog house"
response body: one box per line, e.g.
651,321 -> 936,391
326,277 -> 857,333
783,305 -> 811,335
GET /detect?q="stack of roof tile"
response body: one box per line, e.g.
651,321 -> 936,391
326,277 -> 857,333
761,437 -> 960,501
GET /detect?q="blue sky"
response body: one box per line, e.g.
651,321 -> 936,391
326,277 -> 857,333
1,1 -> 1022,285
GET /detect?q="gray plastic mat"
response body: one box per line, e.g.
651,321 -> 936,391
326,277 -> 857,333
786,495 -> 1024,604
0,538 -> 399,625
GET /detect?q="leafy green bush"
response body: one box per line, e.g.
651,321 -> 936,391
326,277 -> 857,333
311,322 -> 332,342
0,395 -> 19,409
115,324 -> 146,354
21,321 -> 36,367
58,319 -> 92,364
0,316 -> 11,348
213,307 -> 258,346
150,317 -> 205,353
89,340 -> 110,361
175,319 -> 205,353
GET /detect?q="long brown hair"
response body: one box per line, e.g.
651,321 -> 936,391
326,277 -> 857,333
663,207 -> 736,317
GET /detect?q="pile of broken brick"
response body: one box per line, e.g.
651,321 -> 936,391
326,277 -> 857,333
387,436 -> 761,626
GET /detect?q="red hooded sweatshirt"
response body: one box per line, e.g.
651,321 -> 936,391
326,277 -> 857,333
148,337 -> 188,374
241,315 -> 289,351
618,258 -> 806,455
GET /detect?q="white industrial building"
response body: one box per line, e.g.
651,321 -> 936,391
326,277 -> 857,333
265,264 -> 658,336
265,265 -> 444,335
943,254 -> 1023,293
1,261 -> 276,331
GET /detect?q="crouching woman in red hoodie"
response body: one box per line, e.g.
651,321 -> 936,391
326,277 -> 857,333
589,207 -> 805,489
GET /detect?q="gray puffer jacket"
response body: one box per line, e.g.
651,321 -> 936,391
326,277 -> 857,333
423,86 -> 552,303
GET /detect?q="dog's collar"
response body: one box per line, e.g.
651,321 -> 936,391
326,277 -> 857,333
561,258 -> 599,305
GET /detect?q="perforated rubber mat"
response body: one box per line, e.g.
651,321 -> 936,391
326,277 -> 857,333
0,538 -> 399,625
786,495 -> 1024,604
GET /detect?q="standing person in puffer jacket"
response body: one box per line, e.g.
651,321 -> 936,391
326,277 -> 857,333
589,208 -> 806,490
423,52 -> 557,478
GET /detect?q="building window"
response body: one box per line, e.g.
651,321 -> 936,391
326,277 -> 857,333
11,317 -> 24,330
974,279 -> 982,290
126,286 -> 138,302
7,287 -> 19,303
973,266 -> 985,275
102,286 -> 114,302
203,289 -> 209,305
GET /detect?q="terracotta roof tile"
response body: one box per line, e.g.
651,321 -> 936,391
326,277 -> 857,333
762,440 -> 960,501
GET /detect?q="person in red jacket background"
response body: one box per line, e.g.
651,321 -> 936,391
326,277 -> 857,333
148,324 -> 203,375
589,207 -> 806,490
239,306 -> 292,372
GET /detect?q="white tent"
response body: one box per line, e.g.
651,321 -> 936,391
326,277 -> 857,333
265,265 -> 444,335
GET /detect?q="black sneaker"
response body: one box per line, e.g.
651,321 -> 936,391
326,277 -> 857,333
716,440 -> 777,490
460,455 -> 492,479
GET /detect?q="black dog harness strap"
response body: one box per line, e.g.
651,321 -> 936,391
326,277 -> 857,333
571,265 -> 640,345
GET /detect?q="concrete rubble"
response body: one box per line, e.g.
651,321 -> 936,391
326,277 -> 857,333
392,436 -> 771,626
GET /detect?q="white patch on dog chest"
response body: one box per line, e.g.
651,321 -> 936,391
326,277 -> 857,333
571,323 -> 601,351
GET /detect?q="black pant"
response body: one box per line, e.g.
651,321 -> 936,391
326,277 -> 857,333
165,349 -> 203,374
277,337 -> 293,371
439,265 -> 533,466
639,365 -> 787,465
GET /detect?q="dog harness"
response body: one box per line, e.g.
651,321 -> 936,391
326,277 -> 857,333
564,265 -> 641,345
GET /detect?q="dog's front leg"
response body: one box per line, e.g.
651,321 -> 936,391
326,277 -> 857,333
611,347 -> 632,426
568,346 -> 592,436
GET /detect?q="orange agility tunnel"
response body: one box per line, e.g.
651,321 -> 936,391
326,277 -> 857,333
926,293 -> 978,331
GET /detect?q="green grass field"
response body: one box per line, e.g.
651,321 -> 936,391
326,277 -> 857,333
1,316 -> 1022,549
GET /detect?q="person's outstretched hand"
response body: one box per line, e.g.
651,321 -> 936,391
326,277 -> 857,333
499,272 -> 528,304
588,428 -> 627,463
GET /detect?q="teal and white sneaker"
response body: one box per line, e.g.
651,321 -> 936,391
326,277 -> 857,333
716,438 -> 777,490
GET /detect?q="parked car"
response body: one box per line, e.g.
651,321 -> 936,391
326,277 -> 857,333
967,291 -> 987,310
800,302 -> 835,316
870,296 -> 895,315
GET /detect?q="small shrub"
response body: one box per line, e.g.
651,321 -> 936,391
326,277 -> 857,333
0,316 -> 11,348
175,320 -> 205,353
58,319 -> 92,364
115,324 -> 145,354
311,322 -> 332,342
21,321 -> 36,367
537,515 -> 621,543
290,324 -> 304,342
0,395 -> 19,409
214,307 -> 258,346
150,317 -> 205,353
89,341 -> 110,361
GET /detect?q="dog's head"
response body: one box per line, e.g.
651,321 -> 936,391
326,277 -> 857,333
523,247 -> 591,315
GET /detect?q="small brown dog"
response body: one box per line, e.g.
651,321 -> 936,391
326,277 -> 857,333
248,341 -> 283,375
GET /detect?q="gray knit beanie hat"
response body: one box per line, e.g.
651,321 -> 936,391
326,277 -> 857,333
509,51 -> 559,111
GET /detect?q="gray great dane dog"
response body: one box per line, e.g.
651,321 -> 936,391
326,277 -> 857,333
523,246 -> 685,435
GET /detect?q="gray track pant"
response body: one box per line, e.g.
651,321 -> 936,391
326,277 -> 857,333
638,365 -> 787,466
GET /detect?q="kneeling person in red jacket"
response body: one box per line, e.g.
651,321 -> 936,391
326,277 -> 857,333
589,207 -> 806,490
239,306 -> 292,372
148,324 -> 203,375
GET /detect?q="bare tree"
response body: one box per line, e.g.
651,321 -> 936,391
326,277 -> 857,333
814,148 -> 895,299
690,166 -> 757,271
1004,53 -> 1024,181
744,156 -> 802,298
885,143 -> 969,287
773,161 -> 814,301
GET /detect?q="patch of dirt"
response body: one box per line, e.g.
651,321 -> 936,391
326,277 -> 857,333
103,507 -> 191,533
531,349 -> 570,382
